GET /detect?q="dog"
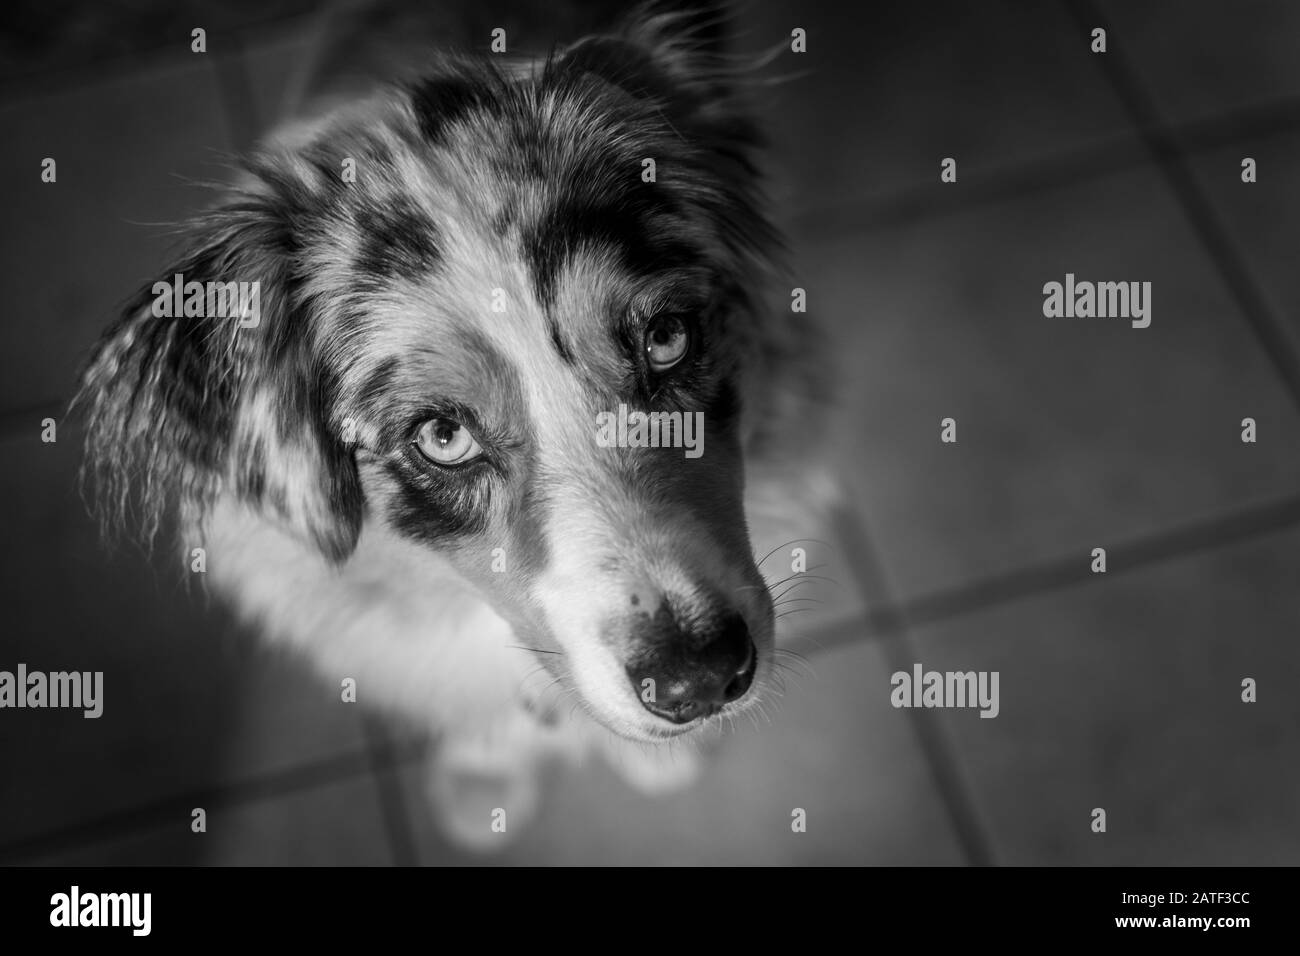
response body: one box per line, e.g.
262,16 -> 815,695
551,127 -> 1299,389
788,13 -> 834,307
76,5 -> 838,847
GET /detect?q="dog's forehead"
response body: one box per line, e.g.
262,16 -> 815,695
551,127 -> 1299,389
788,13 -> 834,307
305,70 -> 716,405
327,183 -> 636,415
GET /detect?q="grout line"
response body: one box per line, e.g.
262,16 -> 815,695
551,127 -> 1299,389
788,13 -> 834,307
1065,0 -> 1300,413
0,738 -> 428,865
360,716 -> 421,867
903,494 -> 1300,629
831,503 -> 1000,867
793,492 -> 1300,658
789,90 -> 1300,240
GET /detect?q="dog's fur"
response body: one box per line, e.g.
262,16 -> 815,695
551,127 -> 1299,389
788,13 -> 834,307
77,8 -> 836,845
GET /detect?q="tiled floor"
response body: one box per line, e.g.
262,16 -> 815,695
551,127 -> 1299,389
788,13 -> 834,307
920,525 -> 1300,865
808,160 -> 1300,603
1,1 -> 1297,866
0,436 -> 371,861
1187,127 -> 1300,345
743,0 -> 1137,222
1091,0 -> 1300,124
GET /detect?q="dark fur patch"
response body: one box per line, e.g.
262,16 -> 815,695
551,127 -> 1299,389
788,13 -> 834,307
386,462 -> 493,540
553,37 -> 675,103
352,358 -> 401,424
408,71 -> 503,144
353,198 -> 441,281
547,318 -> 575,365
523,192 -> 696,308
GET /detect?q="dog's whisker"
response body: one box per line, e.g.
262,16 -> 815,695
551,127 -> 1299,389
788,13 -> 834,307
769,606 -> 821,621
774,629 -> 826,658
504,645 -> 565,655
751,537 -> 834,571
769,663 -> 798,689
772,596 -> 823,608
513,663 -> 548,695
763,571 -> 843,593
774,607 -> 817,621
538,676 -> 567,705
776,647 -> 815,663
770,581 -> 828,605
771,572 -> 829,594
774,647 -> 818,678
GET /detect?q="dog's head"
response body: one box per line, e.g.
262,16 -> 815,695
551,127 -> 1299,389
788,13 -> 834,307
79,14 -> 789,741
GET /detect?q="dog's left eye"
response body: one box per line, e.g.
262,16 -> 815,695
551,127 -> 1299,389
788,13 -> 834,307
413,418 -> 482,466
644,315 -> 690,371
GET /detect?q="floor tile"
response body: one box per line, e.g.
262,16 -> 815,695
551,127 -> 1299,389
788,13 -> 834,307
1093,0 -> 1300,124
799,161 -> 1300,603
0,56 -> 235,415
23,822 -> 206,867
914,523 -> 1300,865
234,0 -> 626,148
0,432 -> 366,854
735,0 -> 1134,225
201,774 -> 391,866
1183,125 -> 1300,352
0,2 -> 315,86
27,774 -> 390,866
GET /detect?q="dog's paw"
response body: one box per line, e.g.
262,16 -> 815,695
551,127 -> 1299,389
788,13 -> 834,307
425,730 -> 544,851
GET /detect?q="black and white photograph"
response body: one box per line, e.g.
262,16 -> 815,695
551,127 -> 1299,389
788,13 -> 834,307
0,0 -> 1294,930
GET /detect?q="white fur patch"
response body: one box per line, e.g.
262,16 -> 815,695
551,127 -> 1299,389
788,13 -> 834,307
202,496 -> 527,735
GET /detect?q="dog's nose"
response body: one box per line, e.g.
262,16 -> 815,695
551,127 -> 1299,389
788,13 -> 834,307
626,613 -> 757,724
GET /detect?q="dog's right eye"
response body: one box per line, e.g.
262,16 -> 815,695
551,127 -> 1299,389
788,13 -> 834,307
413,418 -> 482,466
644,314 -> 690,372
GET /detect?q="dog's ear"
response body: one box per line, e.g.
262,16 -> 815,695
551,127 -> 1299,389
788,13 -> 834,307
77,179 -> 364,564
557,6 -> 763,177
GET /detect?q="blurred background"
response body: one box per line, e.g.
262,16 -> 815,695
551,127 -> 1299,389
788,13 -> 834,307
1,0 -> 1299,865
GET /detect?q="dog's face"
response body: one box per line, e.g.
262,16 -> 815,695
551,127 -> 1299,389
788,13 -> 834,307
81,19 -> 783,741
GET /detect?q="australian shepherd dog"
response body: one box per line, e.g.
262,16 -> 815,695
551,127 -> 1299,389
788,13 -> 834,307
76,6 -> 837,847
